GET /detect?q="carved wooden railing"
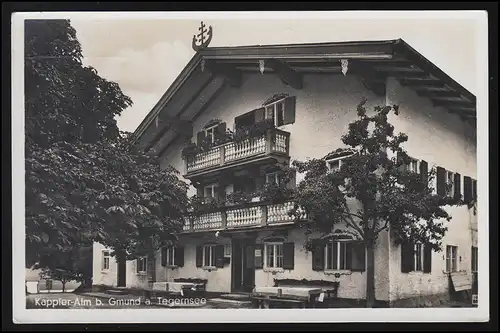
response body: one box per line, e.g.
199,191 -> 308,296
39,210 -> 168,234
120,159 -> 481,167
182,200 -> 307,233
185,129 -> 290,175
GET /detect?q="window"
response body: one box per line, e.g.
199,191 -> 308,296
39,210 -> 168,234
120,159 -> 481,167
326,154 -> 353,172
203,245 -> 216,268
203,124 -> 218,144
265,242 -> 284,269
102,250 -> 110,271
265,99 -> 286,127
165,246 -> 175,266
414,243 -> 424,271
265,172 -> 280,185
471,246 -> 478,273
401,241 -> 432,273
445,245 -> 458,273
323,240 -> 366,271
326,241 -> 347,270
204,184 -> 218,199
445,171 -> 455,198
404,158 -> 419,173
136,256 -> 147,274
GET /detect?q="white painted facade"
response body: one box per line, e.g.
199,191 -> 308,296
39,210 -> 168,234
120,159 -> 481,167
92,71 -> 477,303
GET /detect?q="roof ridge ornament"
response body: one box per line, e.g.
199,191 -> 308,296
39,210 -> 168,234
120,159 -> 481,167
192,21 -> 213,52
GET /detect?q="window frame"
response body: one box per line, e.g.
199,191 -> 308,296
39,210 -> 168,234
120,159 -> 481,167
264,98 -> 286,127
413,243 -> 424,272
265,171 -> 280,185
264,242 -> 284,269
445,170 -> 456,198
326,154 -> 353,172
102,250 -> 111,271
445,245 -> 459,273
165,246 -> 176,267
202,244 -> 216,269
203,124 -> 218,144
136,256 -> 147,274
203,183 -> 218,199
404,157 -> 419,174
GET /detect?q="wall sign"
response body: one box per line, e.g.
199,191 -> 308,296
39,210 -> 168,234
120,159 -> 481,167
255,249 -> 262,257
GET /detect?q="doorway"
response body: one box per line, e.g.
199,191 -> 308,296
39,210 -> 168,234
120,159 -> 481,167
117,255 -> 126,287
232,238 -> 255,293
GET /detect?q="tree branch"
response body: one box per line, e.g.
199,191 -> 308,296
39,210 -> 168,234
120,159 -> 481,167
374,218 -> 390,234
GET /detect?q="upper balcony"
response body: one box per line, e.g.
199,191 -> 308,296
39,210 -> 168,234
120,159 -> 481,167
183,128 -> 290,180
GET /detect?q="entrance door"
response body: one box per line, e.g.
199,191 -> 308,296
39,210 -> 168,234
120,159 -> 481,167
117,255 -> 126,287
232,239 -> 255,292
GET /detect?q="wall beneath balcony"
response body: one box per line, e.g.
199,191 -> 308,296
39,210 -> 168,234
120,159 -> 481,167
160,72 -> 384,191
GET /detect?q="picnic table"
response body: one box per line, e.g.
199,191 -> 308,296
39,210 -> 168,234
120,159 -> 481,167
251,286 -> 324,308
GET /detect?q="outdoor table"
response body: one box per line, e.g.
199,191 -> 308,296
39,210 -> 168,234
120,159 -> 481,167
251,286 -> 323,308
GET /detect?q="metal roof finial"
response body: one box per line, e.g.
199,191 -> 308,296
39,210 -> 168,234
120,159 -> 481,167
192,21 -> 213,52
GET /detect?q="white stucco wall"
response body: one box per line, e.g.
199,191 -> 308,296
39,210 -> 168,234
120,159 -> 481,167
385,78 -> 477,301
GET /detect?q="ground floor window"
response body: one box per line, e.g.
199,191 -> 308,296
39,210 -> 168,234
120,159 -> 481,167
136,256 -> 147,274
445,245 -> 458,273
102,250 -> 110,271
325,240 -> 365,271
471,246 -> 478,272
203,245 -> 216,268
265,242 -> 284,269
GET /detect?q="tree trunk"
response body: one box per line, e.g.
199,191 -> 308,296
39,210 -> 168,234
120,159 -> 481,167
365,240 -> 376,308
62,280 -> 66,293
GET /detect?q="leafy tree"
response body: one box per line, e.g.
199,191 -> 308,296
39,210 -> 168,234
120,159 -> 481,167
289,99 -> 463,307
25,20 -> 189,276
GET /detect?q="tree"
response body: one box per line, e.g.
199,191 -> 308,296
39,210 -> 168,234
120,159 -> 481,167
25,20 -> 189,274
289,99 -> 463,308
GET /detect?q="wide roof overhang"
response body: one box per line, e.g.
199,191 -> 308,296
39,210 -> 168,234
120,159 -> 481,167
131,39 -> 476,156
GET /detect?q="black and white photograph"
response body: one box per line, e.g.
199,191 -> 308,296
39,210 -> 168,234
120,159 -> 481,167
12,10 -> 489,324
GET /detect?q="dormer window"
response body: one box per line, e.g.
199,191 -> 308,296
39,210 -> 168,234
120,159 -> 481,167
265,98 -> 286,127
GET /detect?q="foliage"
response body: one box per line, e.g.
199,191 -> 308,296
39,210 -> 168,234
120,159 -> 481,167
234,118 -> 275,143
263,93 -> 289,106
289,98 -> 464,307
188,195 -> 219,215
25,20 -> 189,267
224,190 -> 254,205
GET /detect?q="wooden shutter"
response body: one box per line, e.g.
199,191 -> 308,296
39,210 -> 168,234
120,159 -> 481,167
254,244 -> 264,269
472,179 -> 477,200
423,245 -> 432,273
147,255 -> 155,281
420,160 -> 428,185
195,246 -> 203,267
463,176 -> 472,203
215,245 -> 225,268
282,243 -> 295,270
175,246 -> 184,267
283,96 -> 296,125
254,107 -> 266,123
196,131 -> 206,145
345,242 -> 353,270
454,173 -> 461,199
401,242 -> 414,273
350,241 -> 366,272
196,186 -> 203,197
215,122 -> 226,142
161,247 -> 167,267
436,166 -> 446,196
286,169 -> 297,190
311,241 -> 325,271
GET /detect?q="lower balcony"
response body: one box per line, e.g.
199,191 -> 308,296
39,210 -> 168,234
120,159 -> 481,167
182,201 -> 308,233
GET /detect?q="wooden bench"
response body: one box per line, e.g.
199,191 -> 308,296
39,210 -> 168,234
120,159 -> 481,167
251,286 -> 323,309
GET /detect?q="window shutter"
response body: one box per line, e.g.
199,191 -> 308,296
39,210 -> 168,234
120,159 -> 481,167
436,166 -> 446,196
420,160 -> 428,185
283,96 -> 296,125
345,242 -> 353,270
423,245 -> 432,273
454,173 -> 461,200
161,247 -> 167,267
286,169 -> 297,190
254,107 -> 266,123
282,243 -> 295,270
215,245 -> 225,268
463,176 -> 472,203
350,241 -> 366,272
175,246 -> 184,267
472,179 -> 477,200
401,242 -> 414,273
215,122 -> 226,142
311,241 -> 325,271
254,244 -> 264,269
196,131 -> 206,145
195,246 -> 203,267
147,255 -> 155,280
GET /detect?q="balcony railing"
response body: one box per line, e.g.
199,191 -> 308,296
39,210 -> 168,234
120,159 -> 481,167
182,200 -> 308,233
185,129 -> 290,176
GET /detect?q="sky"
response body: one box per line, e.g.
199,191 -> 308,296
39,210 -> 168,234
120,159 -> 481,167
69,13 -> 482,133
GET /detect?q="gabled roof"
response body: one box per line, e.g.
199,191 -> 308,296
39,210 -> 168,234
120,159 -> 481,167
132,39 -> 476,156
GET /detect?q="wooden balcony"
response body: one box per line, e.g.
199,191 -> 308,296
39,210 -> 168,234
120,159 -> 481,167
181,201 -> 308,233
183,129 -> 290,179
